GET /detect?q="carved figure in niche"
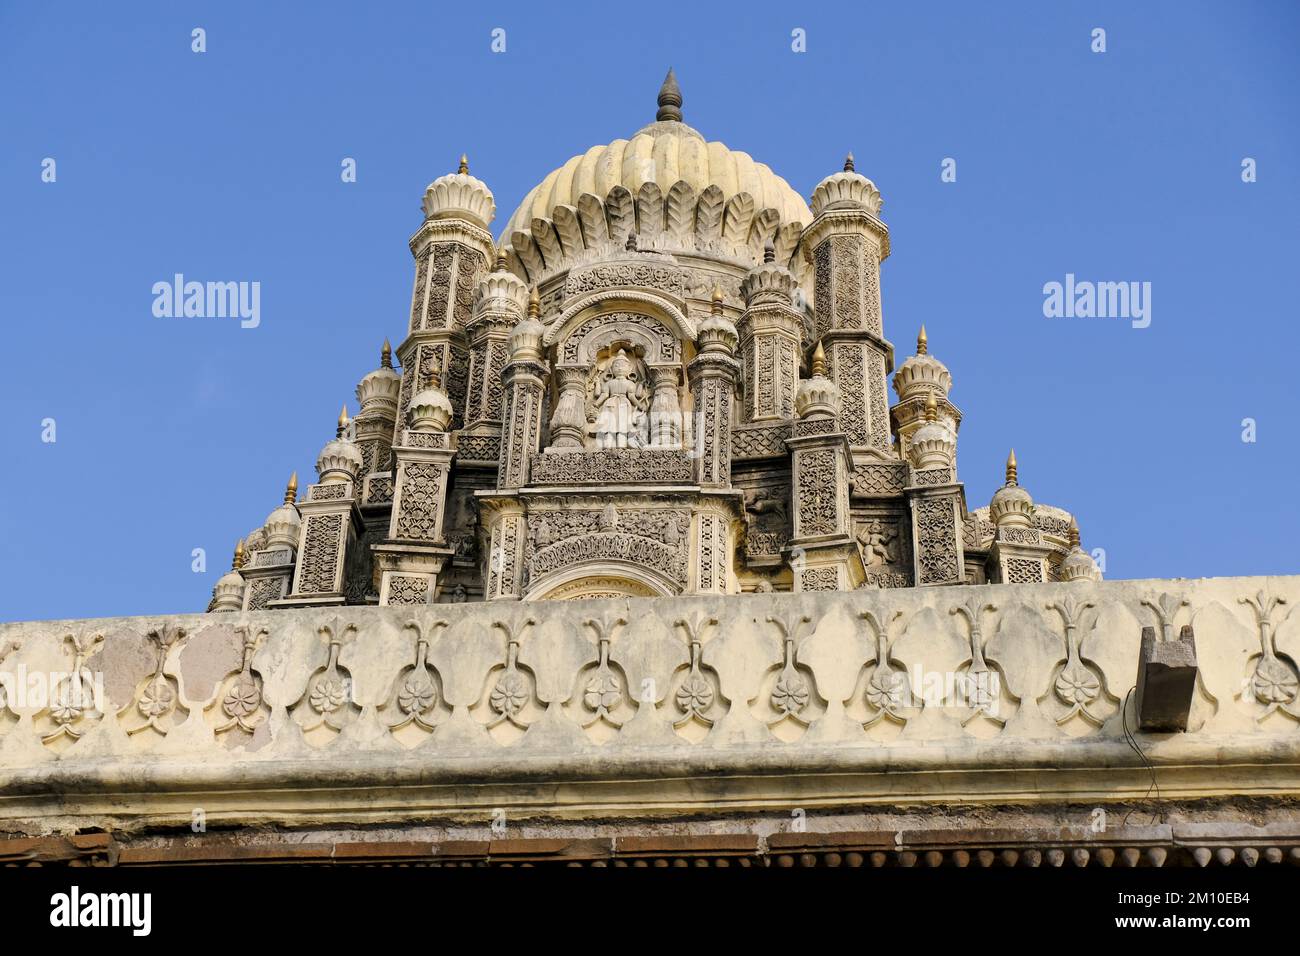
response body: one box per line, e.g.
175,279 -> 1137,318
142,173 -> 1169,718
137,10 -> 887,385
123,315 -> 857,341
857,519 -> 897,568
590,348 -> 650,448
744,488 -> 788,532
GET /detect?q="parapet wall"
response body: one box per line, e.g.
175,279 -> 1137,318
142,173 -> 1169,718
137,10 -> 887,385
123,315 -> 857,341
2,575 -> 1299,837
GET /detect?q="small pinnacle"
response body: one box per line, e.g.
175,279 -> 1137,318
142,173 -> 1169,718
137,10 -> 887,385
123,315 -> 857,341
284,472 -> 298,504
711,285 -> 724,313
763,241 -> 776,264
427,364 -> 441,390
232,539 -> 246,570
527,287 -> 541,319
337,404 -> 350,438
917,325 -> 928,355
924,394 -> 938,423
494,246 -> 508,272
844,152 -> 855,173
1006,449 -> 1018,486
656,68 -> 683,122
458,154 -> 469,175
811,342 -> 827,377
1069,518 -> 1081,550
381,338 -> 392,369
626,232 -> 638,252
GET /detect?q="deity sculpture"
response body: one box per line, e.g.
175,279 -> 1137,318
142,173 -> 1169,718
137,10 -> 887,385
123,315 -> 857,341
857,519 -> 897,568
592,349 -> 649,448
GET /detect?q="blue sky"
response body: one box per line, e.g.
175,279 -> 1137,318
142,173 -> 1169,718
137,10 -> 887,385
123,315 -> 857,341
2,1 -> 1297,620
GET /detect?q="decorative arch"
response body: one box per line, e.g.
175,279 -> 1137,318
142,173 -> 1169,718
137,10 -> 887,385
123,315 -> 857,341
545,291 -> 695,355
524,562 -> 679,602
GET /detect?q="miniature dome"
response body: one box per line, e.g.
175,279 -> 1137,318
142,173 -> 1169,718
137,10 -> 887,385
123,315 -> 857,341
474,248 -> 529,318
263,474 -> 301,549
908,395 -> 956,470
989,450 -> 1034,529
317,407 -> 364,482
810,153 -> 884,217
210,542 -> 247,611
795,343 -> 839,419
1059,521 -> 1102,582
741,242 -> 797,306
697,286 -> 739,353
509,289 -> 545,360
893,326 -> 952,402
501,71 -> 811,241
408,369 -> 454,433
422,155 -> 495,229
356,340 -> 401,417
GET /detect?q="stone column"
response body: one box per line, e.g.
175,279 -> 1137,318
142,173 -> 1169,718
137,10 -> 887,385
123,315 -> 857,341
545,366 -> 588,451
688,289 -> 739,488
482,501 -> 528,601
284,485 -> 362,606
497,293 -> 549,490
739,244 -> 802,423
648,365 -> 682,448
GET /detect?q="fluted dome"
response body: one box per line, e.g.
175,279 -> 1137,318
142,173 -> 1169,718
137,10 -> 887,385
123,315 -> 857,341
893,326 -> 952,401
989,450 -> 1034,529
501,74 -> 810,241
1059,521 -> 1102,582
423,156 -> 495,229
811,154 -> 883,217
263,502 -> 301,549
317,410 -> 363,482
474,250 -> 529,318
795,344 -> 838,419
741,243 -> 797,306
356,341 -> 401,417
908,397 -> 955,470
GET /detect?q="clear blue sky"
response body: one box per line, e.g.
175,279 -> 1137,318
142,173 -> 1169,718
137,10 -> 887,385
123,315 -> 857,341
2,1 -> 1297,621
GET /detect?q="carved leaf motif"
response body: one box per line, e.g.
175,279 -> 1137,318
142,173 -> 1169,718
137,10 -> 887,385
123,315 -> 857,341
551,204 -> 585,257
605,185 -> 635,244
722,193 -> 755,243
665,181 -> 695,240
576,193 -> 609,247
695,185 -> 724,243
636,182 -> 664,237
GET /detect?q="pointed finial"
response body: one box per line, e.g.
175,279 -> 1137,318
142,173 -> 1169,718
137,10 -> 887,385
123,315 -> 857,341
763,241 -> 775,264
626,232 -> 638,252
711,285 -> 724,314
458,154 -> 469,175
527,287 -> 541,319
1068,518 -> 1081,550
844,152 -> 855,173
381,338 -> 393,369
284,471 -> 298,504
924,394 -> 938,423
656,68 -> 683,122
811,342 -> 827,378
917,324 -> 928,355
427,363 -> 442,390
1005,449 -> 1018,486
337,404 -> 350,438
232,539 -> 246,570
494,245 -> 508,272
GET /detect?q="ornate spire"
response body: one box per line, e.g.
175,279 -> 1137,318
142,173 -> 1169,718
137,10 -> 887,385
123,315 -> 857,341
427,364 -> 441,390
457,154 -> 469,175
494,245 -> 508,272
336,404 -> 349,438
656,68 -> 682,122
844,152 -> 855,173
924,394 -> 938,423
1005,449 -> 1018,486
527,287 -> 541,319
917,324 -> 928,355
284,472 -> 298,504
711,285 -> 724,314
380,338 -> 392,369
232,539 -> 246,571
811,342 -> 827,377
1068,518 -> 1081,550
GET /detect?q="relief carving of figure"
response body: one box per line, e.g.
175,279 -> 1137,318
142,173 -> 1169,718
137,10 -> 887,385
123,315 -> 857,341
591,349 -> 650,448
857,519 -> 897,568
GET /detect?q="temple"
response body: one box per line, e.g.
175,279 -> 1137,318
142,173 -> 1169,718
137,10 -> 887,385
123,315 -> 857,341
2,74 -> 1296,871
208,71 -> 1100,612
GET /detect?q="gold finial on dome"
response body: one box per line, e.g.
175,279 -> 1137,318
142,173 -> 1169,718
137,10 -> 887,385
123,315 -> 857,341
527,287 -> 540,319
494,245 -> 508,272
924,394 -> 938,423
232,539 -> 246,571
917,324 -> 928,355
711,285 -> 724,314
844,152 -> 855,173
1005,449 -> 1018,486
427,364 -> 442,390
458,154 -> 469,175
656,68 -> 683,122
381,338 -> 392,369
811,342 -> 827,378
337,404 -> 350,438
284,472 -> 298,504
1068,518 -> 1081,550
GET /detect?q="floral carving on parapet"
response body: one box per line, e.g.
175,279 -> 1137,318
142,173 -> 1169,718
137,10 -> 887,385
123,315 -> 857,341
291,619 -> 361,742
765,614 -> 812,728
950,598 -> 1002,726
860,609 -> 906,727
672,614 -> 720,736
209,622 -> 271,742
580,617 -> 628,730
1239,592 -> 1298,720
122,624 -> 190,737
385,620 -> 448,736
1141,593 -> 1190,643
1045,595 -> 1110,727
41,630 -> 104,748
487,618 -> 536,731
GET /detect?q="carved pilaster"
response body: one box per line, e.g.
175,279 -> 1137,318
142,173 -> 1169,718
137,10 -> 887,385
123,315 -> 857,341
498,357 -> 548,489
483,502 -> 527,601
691,505 -> 733,595
464,319 -> 512,432
281,484 -> 363,606
687,353 -> 738,488
648,365 -> 682,448
907,481 -> 966,587
546,366 -> 588,451
785,423 -> 864,592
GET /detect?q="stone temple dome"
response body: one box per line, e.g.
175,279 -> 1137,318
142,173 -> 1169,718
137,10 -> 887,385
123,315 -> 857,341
501,70 -> 813,281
